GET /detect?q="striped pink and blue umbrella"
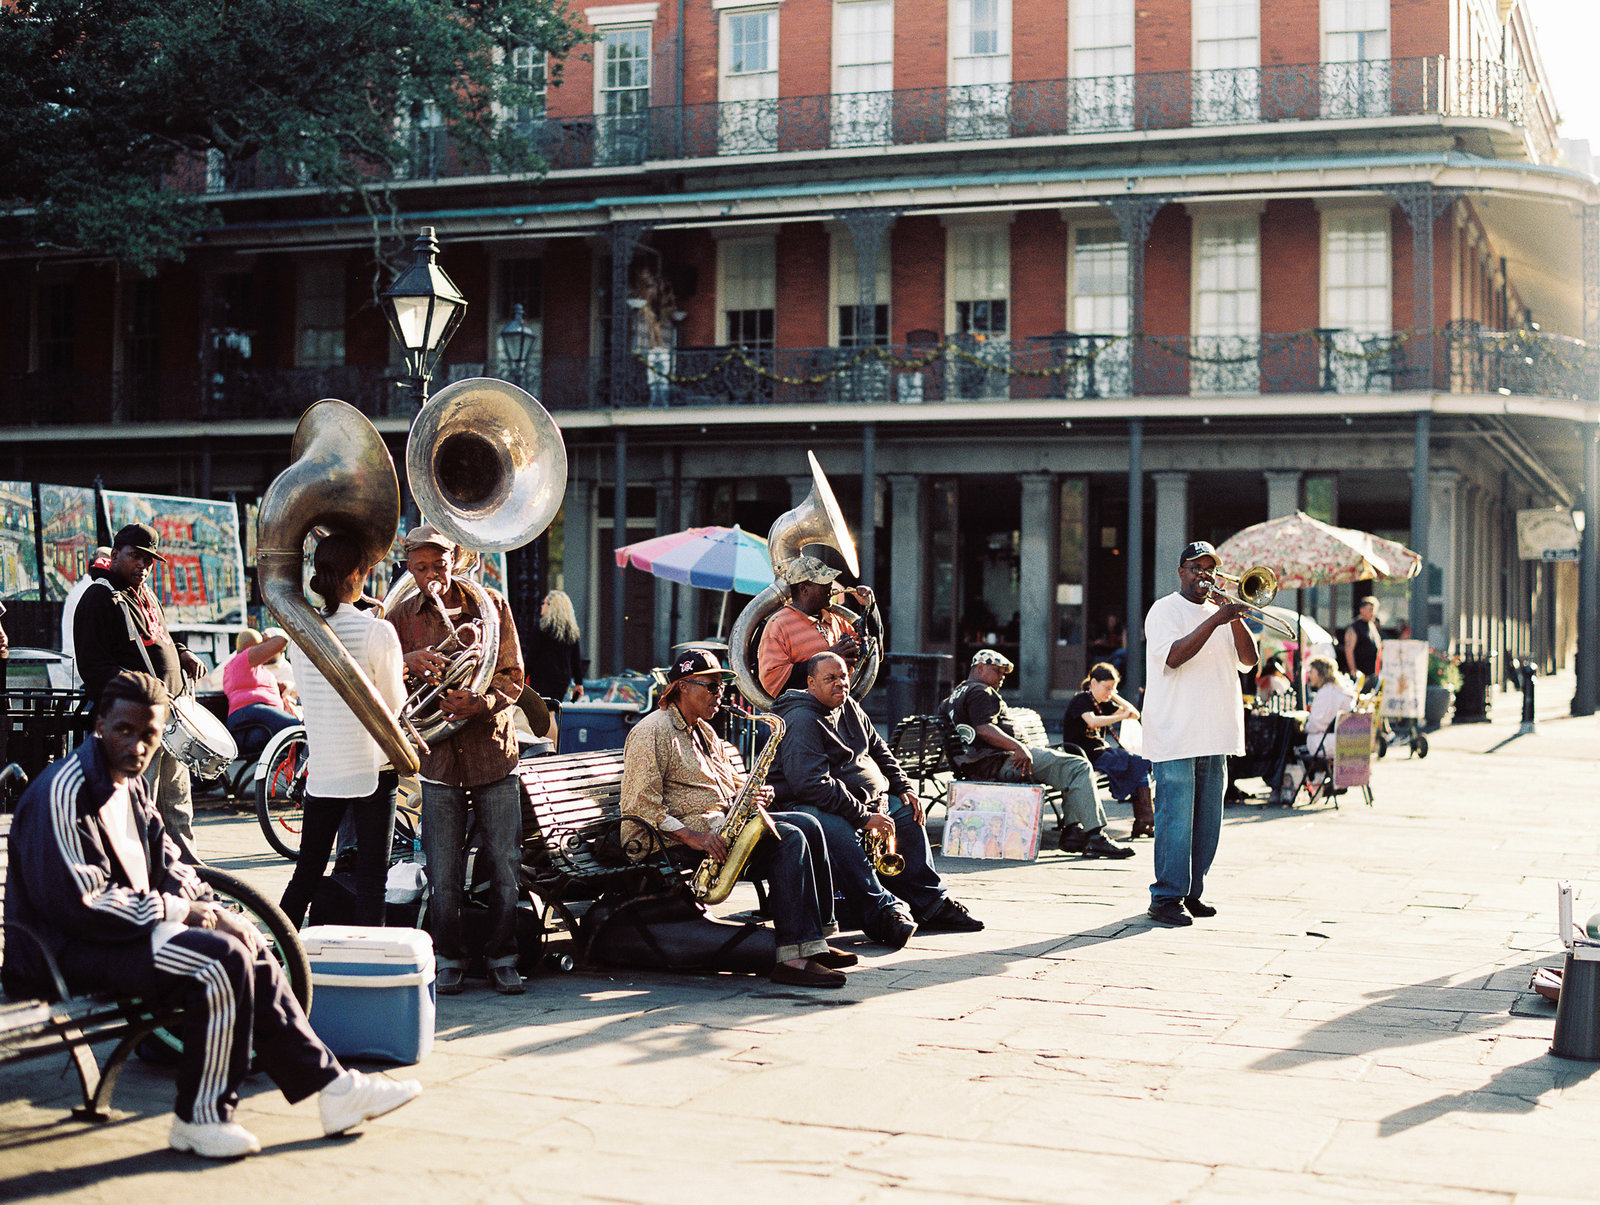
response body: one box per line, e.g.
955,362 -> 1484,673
614,524 -> 773,596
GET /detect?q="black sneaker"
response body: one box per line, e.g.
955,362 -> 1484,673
918,898 -> 985,933
864,906 -> 917,949
1080,830 -> 1135,860
1147,900 -> 1193,927
1183,896 -> 1218,918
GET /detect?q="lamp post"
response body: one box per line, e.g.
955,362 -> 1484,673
497,303 -> 537,388
381,225 -> 467,412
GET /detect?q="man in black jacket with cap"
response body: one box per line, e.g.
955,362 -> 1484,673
769,652 -> 983,947
73,523 -> 206,859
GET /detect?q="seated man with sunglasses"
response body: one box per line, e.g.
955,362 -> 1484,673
621,649 -> 853,988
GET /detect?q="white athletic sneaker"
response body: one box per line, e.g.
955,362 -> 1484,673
168,1117 -> 262,1159
319,1069 -> 422,1136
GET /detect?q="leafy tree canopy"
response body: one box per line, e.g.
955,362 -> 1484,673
0,0 -> 587,272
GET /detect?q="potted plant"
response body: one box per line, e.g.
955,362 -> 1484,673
1424,649 -> 1460,729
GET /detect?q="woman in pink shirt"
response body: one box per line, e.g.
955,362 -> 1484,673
223,628 -> 300,757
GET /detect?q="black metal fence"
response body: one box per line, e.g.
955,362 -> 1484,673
184,57 -> 1553,192
6,326 -> 1592,428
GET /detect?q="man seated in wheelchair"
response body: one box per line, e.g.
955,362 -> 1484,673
4,671 -> 420,1160
768,652 -> 984,950
619,649 -> 856,989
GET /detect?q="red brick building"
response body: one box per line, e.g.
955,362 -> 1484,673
3,0 -> 1594,706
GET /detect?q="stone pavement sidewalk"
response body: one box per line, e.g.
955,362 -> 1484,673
3,676 -> 1599,1203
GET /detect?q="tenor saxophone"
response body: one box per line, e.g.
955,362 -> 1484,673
692,712 -> 785,905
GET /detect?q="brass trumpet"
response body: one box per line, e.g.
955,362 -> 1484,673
1200,564 -> 1298,638
863,828 -> 904,877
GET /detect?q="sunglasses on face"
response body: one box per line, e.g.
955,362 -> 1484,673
681,679 -> 724,697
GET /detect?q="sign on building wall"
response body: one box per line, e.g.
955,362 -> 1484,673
0,481 -> 40,601
39,484 -> 99,603
1516,507 -> 1581,561
102,490 -> 246,630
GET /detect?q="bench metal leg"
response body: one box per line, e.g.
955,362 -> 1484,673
73,1016 -> 164,1122
60,1029 -> 108,1122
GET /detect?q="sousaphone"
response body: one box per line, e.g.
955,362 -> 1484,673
729,451 -> 882,709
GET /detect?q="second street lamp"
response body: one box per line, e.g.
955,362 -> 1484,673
381,225 -> 467,410
497,302 -> 537,388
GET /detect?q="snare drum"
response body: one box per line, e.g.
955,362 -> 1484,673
164,695 -> 239,781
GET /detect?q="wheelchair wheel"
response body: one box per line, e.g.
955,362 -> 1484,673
1375,735 -> 1388,759
256,728 -> 308,861
139,867 -> 312,1064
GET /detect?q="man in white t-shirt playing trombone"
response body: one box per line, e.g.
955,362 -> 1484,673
1140,540 -> 1258,928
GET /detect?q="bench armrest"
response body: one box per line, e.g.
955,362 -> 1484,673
2,921 -> 74,1004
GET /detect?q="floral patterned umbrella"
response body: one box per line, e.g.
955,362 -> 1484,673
1216,511 -> 1422,590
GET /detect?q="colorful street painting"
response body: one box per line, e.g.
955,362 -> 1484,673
0,481 -> 40,600
102,490 -> 246,630
38,484 -> 99,602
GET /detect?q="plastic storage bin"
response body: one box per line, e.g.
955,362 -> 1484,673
558,700 -> 644,753
300,926 -> 436,1064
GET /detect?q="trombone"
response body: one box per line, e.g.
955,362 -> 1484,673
1200,564 -> 1298,639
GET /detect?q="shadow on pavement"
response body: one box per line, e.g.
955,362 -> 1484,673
1377,1054 -> 1600,1135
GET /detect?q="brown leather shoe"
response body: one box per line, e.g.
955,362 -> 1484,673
769,960 -> 847,988
811,947 -> 859,969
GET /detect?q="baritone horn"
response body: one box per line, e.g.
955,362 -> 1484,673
1202,564 -> 1297,638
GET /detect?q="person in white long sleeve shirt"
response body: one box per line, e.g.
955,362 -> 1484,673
277,531 -> 406,929
1304,655 -> 1358,747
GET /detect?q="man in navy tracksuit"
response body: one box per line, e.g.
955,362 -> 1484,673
3,671 -> 421,1159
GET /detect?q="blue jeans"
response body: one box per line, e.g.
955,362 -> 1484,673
421,774 -> 523,970
792,799 -> 944,925
226,703 -> 300,761
1150,755 -> 1227,906
749,810 -> 838,962
279,771 -> 399,928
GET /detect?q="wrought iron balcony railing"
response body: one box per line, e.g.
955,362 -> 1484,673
183,57 -> 1553,194
5,327 -> 1591,429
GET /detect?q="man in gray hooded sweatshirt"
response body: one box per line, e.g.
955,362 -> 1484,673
768,651 -> 984,947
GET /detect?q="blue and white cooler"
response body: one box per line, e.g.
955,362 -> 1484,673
299,926 -> 436,1065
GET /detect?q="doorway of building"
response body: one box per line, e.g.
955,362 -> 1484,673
927,476 -> 1021,691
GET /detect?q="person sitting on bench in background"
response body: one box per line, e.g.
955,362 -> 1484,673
3,670 -> 420,1160
1062,661 -> 1155,839
620,648 -> 854,989
769,652 -> 984,949
939,649 -> 1134,859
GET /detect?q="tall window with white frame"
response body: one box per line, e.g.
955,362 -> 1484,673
831,231 -> 890,403
598,25 -> 651,165
832,0 -> 893,148
721,237 -> 776,402
1192,0 -> 1259,124
1068,0 -> 1134,132
1322,0 -> 1390,118
1069,226 -> 1131,398
949,0 -> 1011,139
510,43 -> 548,123
398,100 -> 447,179
296,258 -> 346,370
720,7 -> 778,154
1322,210 -> 1391,393
1192,214 -> 1259,394
949,226 -> 1010,400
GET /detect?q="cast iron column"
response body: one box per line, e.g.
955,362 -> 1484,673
1411,412 -> 1431,646
1125,418 -> 1145,694
612,428 -> 628,673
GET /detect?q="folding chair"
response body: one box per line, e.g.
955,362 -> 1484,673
1296,706 -> 1378,808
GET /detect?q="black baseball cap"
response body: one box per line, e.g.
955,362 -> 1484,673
113,523 -> 167,563
665,648 -> 737,690
1179,540 -> 1218,567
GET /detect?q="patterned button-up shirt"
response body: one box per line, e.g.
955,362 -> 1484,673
388,582 -> 524,789
620,704 -> 743,839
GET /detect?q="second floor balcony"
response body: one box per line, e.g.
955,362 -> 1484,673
188,56 -> 1556,196
6,325 -> 1592,430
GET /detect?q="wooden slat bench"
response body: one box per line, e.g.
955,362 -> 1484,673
0,811 -> 311,1121
516,745 -> 772,972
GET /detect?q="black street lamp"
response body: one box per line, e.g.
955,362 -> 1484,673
497,302 -> 537,387
381,225 -> 467,409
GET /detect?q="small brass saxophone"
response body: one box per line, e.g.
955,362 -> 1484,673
692,712 -> 784,905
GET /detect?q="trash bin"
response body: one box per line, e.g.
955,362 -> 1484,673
1454,648 -> 1493,723
884,652 -> 953,721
